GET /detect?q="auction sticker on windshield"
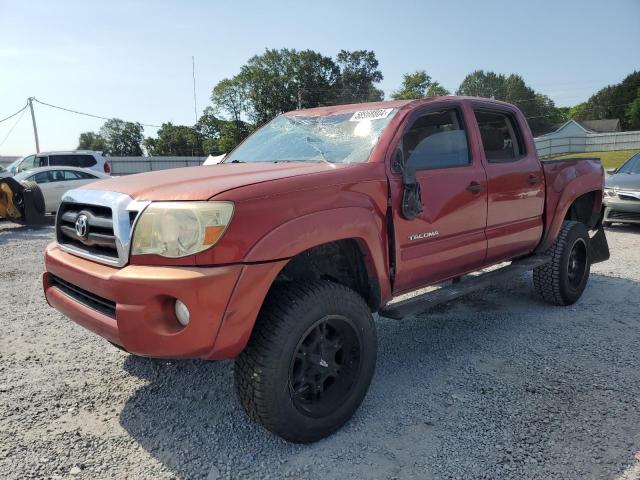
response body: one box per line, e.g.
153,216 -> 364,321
350,108 -> 393,122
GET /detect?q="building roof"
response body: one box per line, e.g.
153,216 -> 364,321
575,119 -> 621,133
542,118 -> 622,138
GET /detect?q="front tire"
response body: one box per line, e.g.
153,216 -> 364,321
234,280 -> 377,443
533,220 -> 591,305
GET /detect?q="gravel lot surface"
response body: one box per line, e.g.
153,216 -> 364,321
1,220 -> 640,480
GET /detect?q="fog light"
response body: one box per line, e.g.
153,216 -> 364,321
174,300 -> 190,326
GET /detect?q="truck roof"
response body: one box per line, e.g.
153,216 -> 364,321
285,96 -> 520,117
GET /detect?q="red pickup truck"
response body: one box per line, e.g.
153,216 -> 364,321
43,97 -> 609,443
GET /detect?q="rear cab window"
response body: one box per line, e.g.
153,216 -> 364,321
474,110 -> 525,163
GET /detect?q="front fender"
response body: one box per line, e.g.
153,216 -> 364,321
244,206 -> 391,301
207,207 -> 391,359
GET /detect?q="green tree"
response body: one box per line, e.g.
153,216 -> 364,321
212,77 -> 248,124
99,119 -> 144,155
456,70 -> 562,135
77,131 -> 107,152
392,70 -> 449,99
576,71 -> 640,129
335,50 -> 384,104
392,71 -> 431,99
217,119 -> 252,153
195,107 -> 252,154
626,89 -> 640,130
77,119 -> 143,155
235,48 -> 339,124
144,123 -> 203,156
426,82 -> 450,97
456,70 -> 507,98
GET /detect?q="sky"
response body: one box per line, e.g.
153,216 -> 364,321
1,0 -> 639,156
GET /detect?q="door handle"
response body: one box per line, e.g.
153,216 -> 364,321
528,174 -> 539,185
466,181 -> 484,193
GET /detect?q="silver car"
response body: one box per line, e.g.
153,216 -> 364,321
603,152 -> 640,226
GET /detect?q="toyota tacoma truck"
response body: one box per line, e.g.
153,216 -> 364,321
43,97 -> 609,443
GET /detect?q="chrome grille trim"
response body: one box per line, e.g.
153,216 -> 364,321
56,189 -> 150,267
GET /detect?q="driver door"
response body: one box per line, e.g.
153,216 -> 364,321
389,104 -> 488,294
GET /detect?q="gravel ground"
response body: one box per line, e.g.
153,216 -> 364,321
1,220 -> 640,480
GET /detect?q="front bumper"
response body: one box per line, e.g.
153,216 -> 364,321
603,197 -> 640,224
44,243 -> 273,359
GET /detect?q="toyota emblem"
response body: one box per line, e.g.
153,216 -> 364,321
75,214 -> 89,238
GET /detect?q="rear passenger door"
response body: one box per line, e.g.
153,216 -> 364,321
28,171 -> 56,212
47,170 -> 70,211
473,108 -> 545,263
390,104 -> 488,294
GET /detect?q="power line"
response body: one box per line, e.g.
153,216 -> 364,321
32,98 -> 162,128
0,103 -> 28,124
0,107 -> 27,148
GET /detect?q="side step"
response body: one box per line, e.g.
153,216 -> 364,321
379,256 -> 549,320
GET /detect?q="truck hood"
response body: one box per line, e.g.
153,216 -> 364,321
83,162 -> 350,201
605,173 -> 640,190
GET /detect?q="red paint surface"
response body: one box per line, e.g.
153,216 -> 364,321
44,97 -> 604,360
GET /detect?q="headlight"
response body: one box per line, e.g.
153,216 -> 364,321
603,188 -> 616,198
131,202 -> 234,258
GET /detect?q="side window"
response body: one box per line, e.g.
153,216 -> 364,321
475,110 -> 525,163
402,109 -> 470,171
17,155 -> 37,172
63,170 -> 83,180
76,171 -> 98,179
618,153 -> 640,174
32,171 -> 53,183
49,155 -> 67,167
50,170 -> 66,182
79,155 -> 97,167
36,155 -> 48,167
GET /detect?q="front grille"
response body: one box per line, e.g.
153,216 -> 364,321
58,203 -> 119,260
608,210 -> 640,221
55,189 -> 148,267
50,275 -> 116,318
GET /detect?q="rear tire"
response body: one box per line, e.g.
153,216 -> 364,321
19,180 -> 46,215
234,280 -> 377,443
533,221 -> 591,305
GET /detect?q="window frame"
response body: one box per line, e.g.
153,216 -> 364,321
397,105 -> 473,173
473,108 -> 527,164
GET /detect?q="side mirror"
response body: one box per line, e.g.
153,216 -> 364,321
395,148 -> 422,220
605,168 -> 617,175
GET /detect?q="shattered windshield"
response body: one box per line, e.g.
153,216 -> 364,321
225,108 -> 398,164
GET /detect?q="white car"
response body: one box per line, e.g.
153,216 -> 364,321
6,150 -> 111,176
13,167 -> 109,214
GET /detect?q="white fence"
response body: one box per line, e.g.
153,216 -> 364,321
107,156 -> 206,175
535,131 -> 640,158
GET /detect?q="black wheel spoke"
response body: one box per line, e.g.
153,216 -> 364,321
288,315 -> 362,417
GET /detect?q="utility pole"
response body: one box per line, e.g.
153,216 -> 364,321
28,97 -> 40,153
192,56 -> 198,124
